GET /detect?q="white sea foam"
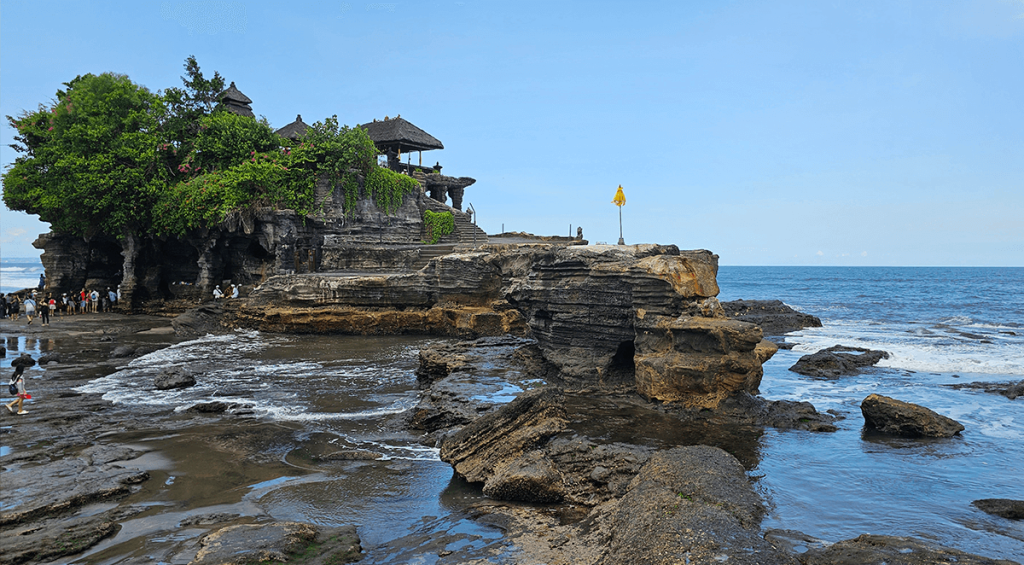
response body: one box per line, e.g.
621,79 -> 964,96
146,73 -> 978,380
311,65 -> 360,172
785,319 -> 1024,376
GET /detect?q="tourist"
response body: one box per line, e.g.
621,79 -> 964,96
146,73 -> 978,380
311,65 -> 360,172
0,294 -> 6,319
10,295 -> 20,321
108,287 -> 117,310
40,295 -> 52,326
37,273 -> 45,290
23,296 -> 36,325
80,289 -> 88,314
5,366 -> 30,415
230,284 -> 239,299
213,285 -> 224,300
90,289 -> 100,313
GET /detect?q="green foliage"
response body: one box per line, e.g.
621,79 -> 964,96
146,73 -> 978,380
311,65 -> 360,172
3,58 -> 401,241
189,111 -> 281,173
162,55 -> 226,145
365,167 -> 420,216
423,210 -> 454,244
3,72 -> 165,237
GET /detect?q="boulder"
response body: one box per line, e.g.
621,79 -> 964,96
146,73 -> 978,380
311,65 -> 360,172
110,345 -> 136,358
599,445 -> 795,565
860,394 -> 964,438
192,522 -> 361,565
1005,380 -> 1024,400
721,299 -> 823,335
482,451 -> 566,503
972,498 -> 1024,520
154,368 -> 197,390
38,352 -> 61,365
439,387 -> 567,486
633,315 -> 775,408
171,302 -> 227,338
790,345 -> 890,378
415,346 -> 467,386
796,533 -> 1017,565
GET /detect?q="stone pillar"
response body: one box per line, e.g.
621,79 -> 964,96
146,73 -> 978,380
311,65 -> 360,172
119,231 -> 141,309
195,236 -> 219,291
449,186 -> 465,210
428,186 -> 448,205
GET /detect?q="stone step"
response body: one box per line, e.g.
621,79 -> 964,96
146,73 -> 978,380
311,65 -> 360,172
411,244 -> 456,270
422,198 -> 488,247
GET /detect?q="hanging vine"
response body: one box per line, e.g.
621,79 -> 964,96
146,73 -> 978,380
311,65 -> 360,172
423,210 -> 454,244
365,167 -> 420,215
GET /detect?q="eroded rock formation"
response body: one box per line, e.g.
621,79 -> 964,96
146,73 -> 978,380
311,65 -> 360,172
238,243 -> 778,407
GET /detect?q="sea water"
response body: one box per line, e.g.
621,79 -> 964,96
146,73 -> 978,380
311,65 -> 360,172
18,266 -> 1024,561
718,266 -> 1024,560
0,256 -> 45,296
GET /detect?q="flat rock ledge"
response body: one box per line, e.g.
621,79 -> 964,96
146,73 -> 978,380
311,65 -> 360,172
790,345 -> 890,379
191,522 -> 361,565
861,393 -> 965,438
721,299 -> 823,336
792,533 -> 1019,565
972,498 -> 1024,520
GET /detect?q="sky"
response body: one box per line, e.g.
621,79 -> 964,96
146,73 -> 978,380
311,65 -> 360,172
1,0 -> 1022,266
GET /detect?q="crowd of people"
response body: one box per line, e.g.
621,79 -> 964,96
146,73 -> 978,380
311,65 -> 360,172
0,286 -> 121,324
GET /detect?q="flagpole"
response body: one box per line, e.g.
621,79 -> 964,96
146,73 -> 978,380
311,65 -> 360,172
618,206 -> 624,245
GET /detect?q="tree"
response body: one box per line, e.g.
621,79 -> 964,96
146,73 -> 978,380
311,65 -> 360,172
4,73 -> 165,237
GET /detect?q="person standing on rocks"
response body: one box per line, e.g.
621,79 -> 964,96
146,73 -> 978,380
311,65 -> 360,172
5,366 -> 30,415
40,294 -> 52,326
23,295 -> 36,325
108,287 -> 117,310
90,289 -> 100,313
10,295 -> 20,321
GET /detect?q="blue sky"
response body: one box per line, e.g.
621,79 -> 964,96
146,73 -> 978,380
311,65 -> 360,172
2,1 -> 1022,266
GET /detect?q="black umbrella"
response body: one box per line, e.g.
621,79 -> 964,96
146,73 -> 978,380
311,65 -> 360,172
11,354 -> 36,369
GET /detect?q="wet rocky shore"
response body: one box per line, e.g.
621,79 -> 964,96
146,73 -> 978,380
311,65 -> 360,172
2,309 -> 1020,565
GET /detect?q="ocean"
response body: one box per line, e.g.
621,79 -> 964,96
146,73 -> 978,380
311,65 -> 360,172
0,256 -> 46,296
5,265 -> 1023,561
717,266 -> 1024,559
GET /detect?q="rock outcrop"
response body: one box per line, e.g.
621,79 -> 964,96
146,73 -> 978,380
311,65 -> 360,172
241,243 -> 777,406
860,394 -> 965,438
439,387 -> 568,490
192,522 -> 361,565
790,345 -> 890,378
722,299 -> 823,335
598,446 -> 795,565
794,534 -> 1018,565
972,498 -> 1024,520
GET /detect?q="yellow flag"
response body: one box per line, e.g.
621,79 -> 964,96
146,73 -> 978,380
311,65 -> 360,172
612,185 -> 626,207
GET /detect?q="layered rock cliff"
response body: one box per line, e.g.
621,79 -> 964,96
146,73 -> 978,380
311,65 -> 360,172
239,243 -> 777,407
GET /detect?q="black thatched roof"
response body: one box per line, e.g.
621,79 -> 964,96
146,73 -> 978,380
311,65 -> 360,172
276,114 -> 311,140
220,82 -> 254,118
360,116 -> 443,153
220,82 -> 252,104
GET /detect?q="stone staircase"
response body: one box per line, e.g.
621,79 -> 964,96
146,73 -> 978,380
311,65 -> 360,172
411,244 -> 457,270
422,199 -> 488,247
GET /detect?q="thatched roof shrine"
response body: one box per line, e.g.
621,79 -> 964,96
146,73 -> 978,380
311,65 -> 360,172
276,114 -> 311,141
360,116 -> 443,154
220,82 -> 254,118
